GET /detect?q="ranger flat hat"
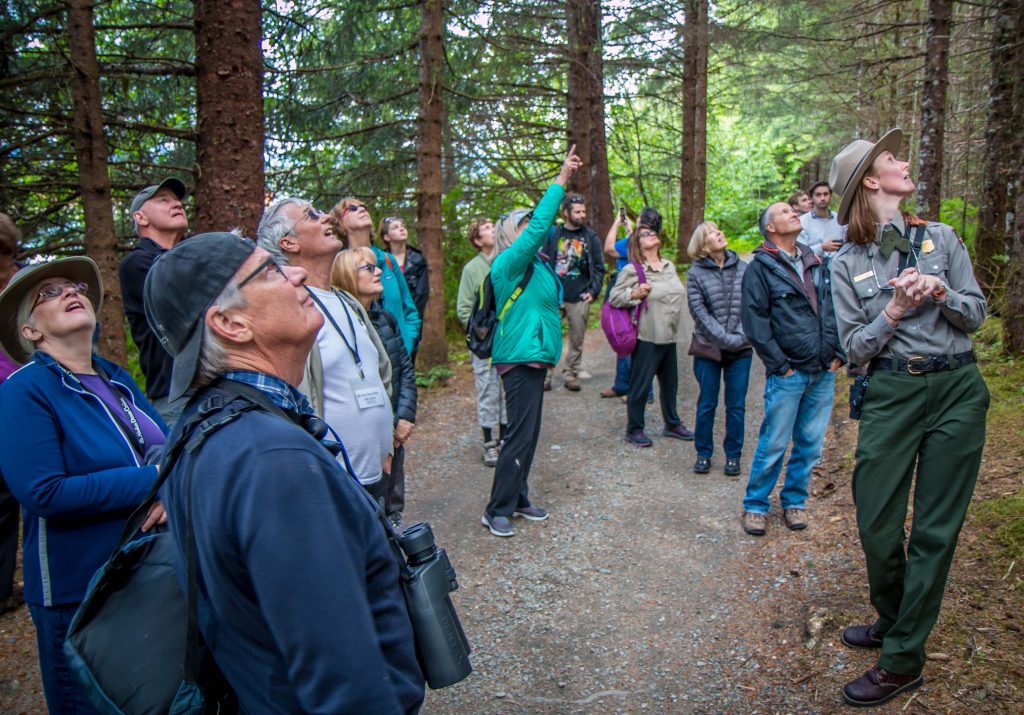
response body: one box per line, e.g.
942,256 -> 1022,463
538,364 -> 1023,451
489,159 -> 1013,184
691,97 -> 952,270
830,128 -> 903,226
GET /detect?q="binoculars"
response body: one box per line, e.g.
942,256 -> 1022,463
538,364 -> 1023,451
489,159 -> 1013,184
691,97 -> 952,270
397,522 -> 472,688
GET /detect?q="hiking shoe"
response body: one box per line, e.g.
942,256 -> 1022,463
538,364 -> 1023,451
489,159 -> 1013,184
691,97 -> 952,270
662,423 -> 695,441
841,624 -> 884,650
513,505 -> 549,521
543,377 -> 552,391
481,513 -> 515,537
724,457 -> 741,476
842,666 -> 923,708
625,430 -> 653,447
482,440 -> 499,467
600,387 -> 624,398
577,370 -> 592,380
693,455 -> 711,474
784,508 -> 808,531
742,511 -> 767,536
564,376 -> 581,391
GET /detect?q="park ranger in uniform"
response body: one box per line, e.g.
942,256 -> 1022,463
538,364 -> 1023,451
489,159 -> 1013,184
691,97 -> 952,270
828,128 -> 989,708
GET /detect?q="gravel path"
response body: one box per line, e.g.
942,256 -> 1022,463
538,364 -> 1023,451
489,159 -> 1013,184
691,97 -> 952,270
408,316 -> 850,714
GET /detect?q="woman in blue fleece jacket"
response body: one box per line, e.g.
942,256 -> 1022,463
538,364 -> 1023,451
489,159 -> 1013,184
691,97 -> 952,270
0,257 -> 167,715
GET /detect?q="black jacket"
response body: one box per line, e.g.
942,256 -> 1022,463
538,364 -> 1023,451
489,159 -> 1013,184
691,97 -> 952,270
118,237 -> 173,400
542,224 -> 605,303
368,301 -> 417,424
400,246 -> 429,321
741,242 -> 845,376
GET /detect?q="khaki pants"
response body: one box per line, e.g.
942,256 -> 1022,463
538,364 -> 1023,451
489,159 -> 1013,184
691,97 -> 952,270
559,299 -> 590,377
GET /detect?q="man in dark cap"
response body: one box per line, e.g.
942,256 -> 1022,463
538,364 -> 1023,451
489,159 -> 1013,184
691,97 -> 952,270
144,232 -> 424,714
119,177 -> 188,423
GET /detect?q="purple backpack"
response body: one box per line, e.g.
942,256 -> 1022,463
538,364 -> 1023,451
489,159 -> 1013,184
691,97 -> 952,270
600,262 -> 647,357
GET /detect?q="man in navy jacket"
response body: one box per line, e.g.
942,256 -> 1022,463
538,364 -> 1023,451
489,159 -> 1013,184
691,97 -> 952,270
144,232 -> 424,714
739,202 -> 844,537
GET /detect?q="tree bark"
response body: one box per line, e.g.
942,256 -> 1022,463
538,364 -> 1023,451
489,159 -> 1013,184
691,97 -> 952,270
66,0 -> 125,365
916,0 -> 952,221
1006,180 -> 1024,354
193,0 -> 264,237
415,0 -> 446,368
566,0 -> 612,240
974,0 -> 1017,299
678,0 -> 708,254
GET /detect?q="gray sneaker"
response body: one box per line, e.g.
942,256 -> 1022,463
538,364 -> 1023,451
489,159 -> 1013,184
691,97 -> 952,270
482,440 -> 499,467
481,513 -> 515,537
513,505 -> 549,521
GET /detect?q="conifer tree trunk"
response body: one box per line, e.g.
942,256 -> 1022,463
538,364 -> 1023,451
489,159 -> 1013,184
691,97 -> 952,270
678,0 -> 708,254
66,0 -> 125,365
193,0 -> 264,237
566,1 -> 612,238
415,0 -> 446,368
975,0 -> 1018,298
916,0 -> 952,221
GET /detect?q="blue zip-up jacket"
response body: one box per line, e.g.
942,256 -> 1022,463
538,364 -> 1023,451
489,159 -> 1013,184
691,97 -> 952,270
0,351 -> 166,606
372,245 -> 422,355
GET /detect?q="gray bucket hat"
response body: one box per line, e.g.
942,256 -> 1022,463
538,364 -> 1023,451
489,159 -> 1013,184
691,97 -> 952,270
143,232 -> 255,401
830,128 -> 903,226
0,257 -> 103,364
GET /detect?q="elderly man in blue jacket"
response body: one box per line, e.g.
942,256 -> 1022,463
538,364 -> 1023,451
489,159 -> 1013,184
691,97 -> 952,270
144,232 -> 424,714
739,202 -> 845,537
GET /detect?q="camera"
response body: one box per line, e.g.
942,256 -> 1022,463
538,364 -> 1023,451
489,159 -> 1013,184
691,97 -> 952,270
619,206 -> 626,222
397,522 -> 472,688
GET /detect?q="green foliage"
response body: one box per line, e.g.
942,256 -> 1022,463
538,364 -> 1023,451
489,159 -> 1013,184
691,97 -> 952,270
939,197 -> 980,253
415,364 -> 453,389
972,492 -> 1024,562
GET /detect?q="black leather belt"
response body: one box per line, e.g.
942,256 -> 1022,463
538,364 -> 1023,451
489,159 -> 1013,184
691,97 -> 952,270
869,350 -> 976,375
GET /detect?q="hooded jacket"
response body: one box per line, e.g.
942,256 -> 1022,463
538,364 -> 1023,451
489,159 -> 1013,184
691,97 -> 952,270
741,241 -> 845,376
490,184 -> 565,366
398,245 -> 429,321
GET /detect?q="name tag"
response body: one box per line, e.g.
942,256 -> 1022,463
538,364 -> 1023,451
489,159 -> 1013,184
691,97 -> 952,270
854,270 -> 874,283
352,379 -> 387,410
921,239 -> 935,253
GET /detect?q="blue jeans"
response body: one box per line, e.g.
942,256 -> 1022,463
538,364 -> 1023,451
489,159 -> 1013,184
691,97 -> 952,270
28,603 -> 99,714
743,369 -> 836,514
693,355 -> 752,459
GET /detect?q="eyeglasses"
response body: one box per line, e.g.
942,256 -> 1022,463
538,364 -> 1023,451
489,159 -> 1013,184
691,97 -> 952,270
342,203 -> 367,215
357,263 -> 378,274
284,206 -> 324,237
638,229 -> 658,239
238,256 -> 287,288
33,281 -> 89,309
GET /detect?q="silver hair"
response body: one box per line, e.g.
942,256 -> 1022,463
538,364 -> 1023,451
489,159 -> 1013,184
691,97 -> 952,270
758,204 -> 778,238
15,290 -> 38,356
492,208 -> 532,258
194,279 -> 247,389
256,197 -> 306,264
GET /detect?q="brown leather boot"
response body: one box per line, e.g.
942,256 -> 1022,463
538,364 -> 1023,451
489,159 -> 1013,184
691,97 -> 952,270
842,666 -> 922,707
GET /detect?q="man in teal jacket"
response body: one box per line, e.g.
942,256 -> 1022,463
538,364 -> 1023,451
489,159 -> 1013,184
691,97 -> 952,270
481,146 -> 582,537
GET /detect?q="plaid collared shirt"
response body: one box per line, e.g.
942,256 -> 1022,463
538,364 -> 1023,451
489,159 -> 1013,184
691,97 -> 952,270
222,370 -> 314,416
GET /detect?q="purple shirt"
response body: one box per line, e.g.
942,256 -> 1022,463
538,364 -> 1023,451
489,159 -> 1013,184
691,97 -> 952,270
77,374 -> 166,456
0,351 -> 18,384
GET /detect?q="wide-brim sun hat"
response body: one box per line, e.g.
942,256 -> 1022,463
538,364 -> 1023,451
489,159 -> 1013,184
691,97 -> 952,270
830,128 -> 903,226
0,256 -> 103,364
144,232 -> 255,401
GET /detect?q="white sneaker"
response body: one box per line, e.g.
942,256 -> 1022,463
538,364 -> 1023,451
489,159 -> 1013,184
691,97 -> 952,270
482,440 -> 499,467
577,370 -> 592,380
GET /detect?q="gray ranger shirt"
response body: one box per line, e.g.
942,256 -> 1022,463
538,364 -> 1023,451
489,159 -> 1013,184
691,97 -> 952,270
829,212 -> 986,367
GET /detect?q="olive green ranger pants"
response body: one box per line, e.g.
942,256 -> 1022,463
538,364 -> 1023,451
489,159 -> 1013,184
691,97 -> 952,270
852,363 -> 988,675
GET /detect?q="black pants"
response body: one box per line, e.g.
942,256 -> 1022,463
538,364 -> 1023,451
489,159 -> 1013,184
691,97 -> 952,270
0,474 -> 17,602
486,365 -> 546,518
385,444 -> 406,515
627,340 -> 681,433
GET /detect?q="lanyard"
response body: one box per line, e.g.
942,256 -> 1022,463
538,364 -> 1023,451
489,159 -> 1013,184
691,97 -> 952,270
57,360 -> 147,458
305,287 -> 365,379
